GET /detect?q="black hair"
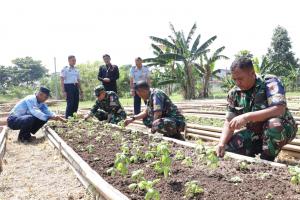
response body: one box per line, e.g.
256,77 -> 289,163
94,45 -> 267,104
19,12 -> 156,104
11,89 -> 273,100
135,80 -> 150,91
103,54 -> 110,58
68,55 -> 75,60
135,57 -> 142,61
230,56 -> 254,71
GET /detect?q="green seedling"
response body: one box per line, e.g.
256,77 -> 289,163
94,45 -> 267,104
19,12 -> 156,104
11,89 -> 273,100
205,148 -> 219,169
131,169 -> 145,182
117,120 -> 126,129
229,176 -> 243,183
130,141 -> 145,162
266,193 -> 273,199
114,153 -> 130,176
86,144 -> 95,154
145,151 -> 155,160
184,180 -> 204,199
258,172 -> 270,180
95,135 -> 102,142
112,131 -> 121,141
152,142 -> 172,178
174,150 -> 185,160
288,166 -> 300,185
106,167 -> 116,176
121,142 -> 130,155
238,161 -> 249,170
128,171 -> 160,200
182,157 -> 193,167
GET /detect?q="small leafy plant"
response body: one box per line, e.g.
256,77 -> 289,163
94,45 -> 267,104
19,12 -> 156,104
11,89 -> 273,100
174,150 -> 185,160
129,170 -> 161,200
145,151 -> 155,160
229,176 -> 243,184
184,180 -> 204,199
107,152 -> 130,176
288,166 -> 300,185
152,142 -> 172,178
238,161 -> 249,171
86,144 -> 95,154
181,157 -> 193,167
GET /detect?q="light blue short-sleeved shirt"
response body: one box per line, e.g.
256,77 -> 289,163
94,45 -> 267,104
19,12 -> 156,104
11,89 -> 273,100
129,66 -> 150,84
60,66 -> 80,84
9,95 -> 55,121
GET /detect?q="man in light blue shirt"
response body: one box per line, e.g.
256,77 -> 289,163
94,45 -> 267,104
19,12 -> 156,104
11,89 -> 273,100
7,87 -> 66,143
60,55 -> 83,118
130,57 -> 151,114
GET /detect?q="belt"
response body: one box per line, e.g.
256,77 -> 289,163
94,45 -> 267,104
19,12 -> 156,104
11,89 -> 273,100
64,83 -> 78,86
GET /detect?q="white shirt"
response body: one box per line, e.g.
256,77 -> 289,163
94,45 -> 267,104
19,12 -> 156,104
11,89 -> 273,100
129,65 -> 150,84
60,66 -> 80,84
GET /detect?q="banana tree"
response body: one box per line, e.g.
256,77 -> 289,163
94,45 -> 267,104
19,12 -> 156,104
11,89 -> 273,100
145,23 -> 217,99
197,47 -> 229,98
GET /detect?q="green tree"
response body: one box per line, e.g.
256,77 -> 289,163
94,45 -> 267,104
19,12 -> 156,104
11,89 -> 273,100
265,26 -> 299,76
146,23 -> 217,99
198,47 -> 229,97
117,65 -> 131,97
12,57 -> 48,85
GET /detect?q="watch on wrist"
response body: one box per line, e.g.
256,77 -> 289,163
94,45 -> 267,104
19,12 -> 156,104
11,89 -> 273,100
131,116 -> 136,121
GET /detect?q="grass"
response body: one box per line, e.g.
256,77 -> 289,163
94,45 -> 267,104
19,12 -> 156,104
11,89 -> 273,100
186,116 -> 224,127
0,95 -> 18,104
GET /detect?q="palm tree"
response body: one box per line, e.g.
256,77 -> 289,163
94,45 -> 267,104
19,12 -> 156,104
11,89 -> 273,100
145,23 -> 217,99
197,47 -> 229,97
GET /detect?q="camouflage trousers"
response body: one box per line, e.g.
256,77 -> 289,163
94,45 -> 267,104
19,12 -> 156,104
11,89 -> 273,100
94,110 -> 127,124
226,118 -> 298,161
143,116 -> 186,139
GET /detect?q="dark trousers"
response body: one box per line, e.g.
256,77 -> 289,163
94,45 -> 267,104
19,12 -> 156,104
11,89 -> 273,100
64,84 -> 79,118
7,115 -> 47,140
133,91 -> 141,115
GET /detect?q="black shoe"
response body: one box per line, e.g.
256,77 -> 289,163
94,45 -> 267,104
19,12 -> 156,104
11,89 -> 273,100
18,135 -> 36,143
173,132 -> 185,141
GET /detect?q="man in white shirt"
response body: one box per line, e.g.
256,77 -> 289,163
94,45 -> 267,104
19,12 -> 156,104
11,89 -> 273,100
129,57 -> 151,114
60,55 -> 83,118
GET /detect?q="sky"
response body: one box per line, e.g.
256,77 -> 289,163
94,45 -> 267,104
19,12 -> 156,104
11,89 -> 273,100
0,0 -> 299,73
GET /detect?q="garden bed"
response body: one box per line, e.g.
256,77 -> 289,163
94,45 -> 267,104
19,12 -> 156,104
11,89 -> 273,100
48,119 -> 300,200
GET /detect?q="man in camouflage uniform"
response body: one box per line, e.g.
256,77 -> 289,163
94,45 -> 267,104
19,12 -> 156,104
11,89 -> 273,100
216,56 -> 298,161
84,85 -> 126,124
124,80 -> 186,140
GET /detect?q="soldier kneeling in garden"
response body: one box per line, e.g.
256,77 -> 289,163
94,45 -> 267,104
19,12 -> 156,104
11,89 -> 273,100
124,81 -> 186,140
216,56 -> 298,161
84,85 -> 126,124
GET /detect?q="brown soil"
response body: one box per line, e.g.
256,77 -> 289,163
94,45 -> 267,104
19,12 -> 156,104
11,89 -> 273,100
49,119 -> 300,200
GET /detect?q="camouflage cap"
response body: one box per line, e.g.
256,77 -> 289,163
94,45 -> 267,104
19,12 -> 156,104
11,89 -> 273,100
94,85 -> 106,96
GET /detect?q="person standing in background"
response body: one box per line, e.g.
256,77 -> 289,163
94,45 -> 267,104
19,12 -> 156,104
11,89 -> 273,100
130,57 -> 151,115
98,54 -> 119,93
60,55 -> 83,118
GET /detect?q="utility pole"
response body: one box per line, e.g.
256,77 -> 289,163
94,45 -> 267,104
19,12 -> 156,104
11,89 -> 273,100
54,57 -> 58,99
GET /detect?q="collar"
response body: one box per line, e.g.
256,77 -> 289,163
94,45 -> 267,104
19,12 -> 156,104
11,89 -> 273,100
135,65 -> 143,70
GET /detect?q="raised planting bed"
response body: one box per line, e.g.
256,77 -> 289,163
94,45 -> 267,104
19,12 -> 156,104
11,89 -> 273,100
47,119 -> 300,200
0,126 -> 8,173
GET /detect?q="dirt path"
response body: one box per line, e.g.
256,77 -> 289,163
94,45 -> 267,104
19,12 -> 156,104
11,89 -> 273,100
0,129 -> 90,200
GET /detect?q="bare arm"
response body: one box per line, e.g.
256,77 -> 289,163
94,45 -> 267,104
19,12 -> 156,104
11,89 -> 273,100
124,109 -> 148,126
77,79 -> 83,93
229,105 -> 285,130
